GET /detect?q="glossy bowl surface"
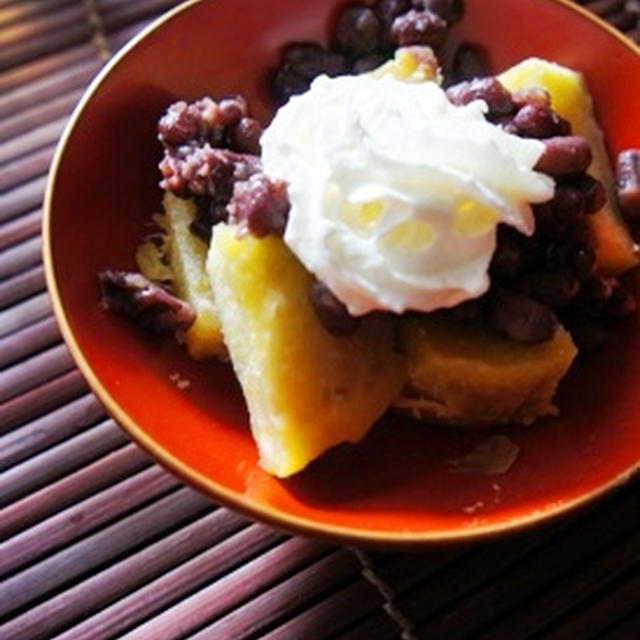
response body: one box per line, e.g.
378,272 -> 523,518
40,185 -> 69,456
45,0 -> 640,545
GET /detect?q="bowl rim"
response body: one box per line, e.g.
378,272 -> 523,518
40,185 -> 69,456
43,0 -> 640,547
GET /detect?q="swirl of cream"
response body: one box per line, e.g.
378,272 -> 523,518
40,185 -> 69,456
261,74 -> 554,315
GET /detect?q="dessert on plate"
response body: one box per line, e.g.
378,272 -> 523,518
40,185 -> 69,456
100,1 -> 639,477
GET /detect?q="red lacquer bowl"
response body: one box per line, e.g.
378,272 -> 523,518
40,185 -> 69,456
44,0 -> 640,546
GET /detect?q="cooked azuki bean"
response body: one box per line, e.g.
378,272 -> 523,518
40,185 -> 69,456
159,98 -> 225,147
446,77 -> 514,115
616,149 -> 640,220
158,101 -> 201,146
579,276 -> 614,313
273,44 -> 348,102
570,320 -> 612,353
191,197 -> 229,242
352,51 -> 388,74
491,291 -> 557,343
521,269 -> 580,307
544,242 -> 572,270
99,271 -> 195,334
449,298 -> 483,322
450,44 -> 489,82
218,96 -> 248,126
230,117 -> 263,155
573,245 -> 596,282
159,146 -> 261,199
335,6 -> 381,56
490,230 -> 522,278
535,136 -> 592,176
413,0 -> 463,22
227,173 -> 290,237
309,280 -> 360,336
536,185 -> 585,235
391,9 -> 447,48
570,174 -> 606,214
511,87 -> 551,110
607,283 -> 637,318
512,104 -> 570,138
376,0 -> 412,46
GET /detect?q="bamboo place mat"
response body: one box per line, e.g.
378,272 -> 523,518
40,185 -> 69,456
1,1 -> 640,639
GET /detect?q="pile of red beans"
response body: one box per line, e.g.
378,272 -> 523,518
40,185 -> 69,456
151,0 -> 638,348
273,0 -> 464,102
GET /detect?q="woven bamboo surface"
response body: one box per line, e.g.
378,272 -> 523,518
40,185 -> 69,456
1,1 -> 640,638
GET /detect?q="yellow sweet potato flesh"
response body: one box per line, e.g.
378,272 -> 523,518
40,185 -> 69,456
158,193 -> 225,360
207,223 -> 406,477
396,317 -> 578,427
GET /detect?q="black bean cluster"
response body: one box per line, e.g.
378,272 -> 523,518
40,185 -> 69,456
443,77 -> 636,347
158,96 -> 264,241
272,0 -> 463,103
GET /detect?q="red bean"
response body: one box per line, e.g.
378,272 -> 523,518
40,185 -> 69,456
616,149 -> 640,221
535,136 -> 592,176
521,269 -> 580,307
570,321 -> 612,353
230,117 -> 263,155
450,44 -> 489,82
491,291 -> 557,343
335,6 -> 381,56
571,174 -> 606,214
99,271 -> 196,335
218,96 -> 248,126
573,245 -> 596,282
309,280 -> 360,336
511,87 -> 551,110
227,173 -> 290,238
490,229 -> 522,279
413,0 -> 463,22
273,44 -> 347,102
607,283 -> 637,318
449,298 -> 483,322
446,77 -> 514,116
375,0 -> 412,47
352,52 -> 388,74
391,9 -> 447,47
512,104 -> 570,138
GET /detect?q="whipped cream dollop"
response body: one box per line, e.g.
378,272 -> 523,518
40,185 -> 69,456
260,74 -> 555,315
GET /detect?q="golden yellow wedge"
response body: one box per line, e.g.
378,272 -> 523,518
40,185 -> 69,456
396,316 -> 578,427
207,223 -> 406,477
137,192 -> 226,360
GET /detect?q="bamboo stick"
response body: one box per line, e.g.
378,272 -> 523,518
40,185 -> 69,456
0,487 -> 212,619
0,369 -> 88,433
0,234 -> 42,279
0,176 -> 49,223
0,417 -> 128,507
0,463 -> 178,579
0,264 -> 46,309
190,549 -> 362,640
0,89 -> 83,142
0,314 -> 60,370
0,144 -> 56,192
0,508 -> 246,640
0,341 -> 75,404
117,533 -> 326,640
0,392 -> 104,469
0,442 -> 150,537
0,208 -> 41,251
0,0 -> 78,30
0,290 -> 51,335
